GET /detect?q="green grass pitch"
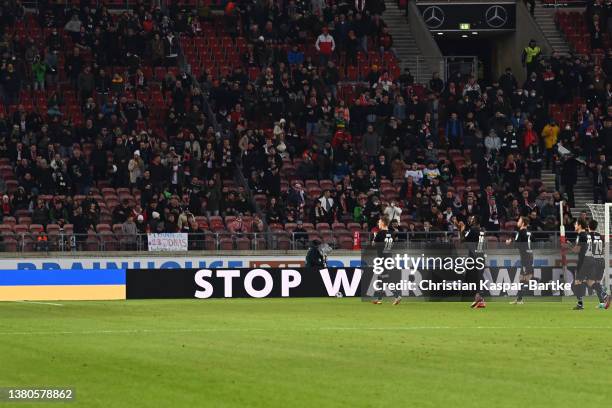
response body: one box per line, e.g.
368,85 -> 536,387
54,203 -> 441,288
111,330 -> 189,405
1,298 -> 611,408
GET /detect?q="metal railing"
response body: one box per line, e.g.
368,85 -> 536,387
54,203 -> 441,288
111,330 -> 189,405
408,57 -> 446,85
444,56 -> 478,83
404,56 -> 478,85
0,230 -> 569,253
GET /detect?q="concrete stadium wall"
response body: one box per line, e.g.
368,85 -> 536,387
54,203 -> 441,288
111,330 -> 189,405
407,1 -> 445,77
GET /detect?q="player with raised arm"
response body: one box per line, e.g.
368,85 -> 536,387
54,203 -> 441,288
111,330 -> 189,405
372,215 -> 401,305
460,216 -> 486,308
571,219 -> 589,310
585,220 -> 610,309
506,216 -> 533,304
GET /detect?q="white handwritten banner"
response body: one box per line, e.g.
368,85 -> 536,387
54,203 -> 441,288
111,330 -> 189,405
147,233 -> 189,252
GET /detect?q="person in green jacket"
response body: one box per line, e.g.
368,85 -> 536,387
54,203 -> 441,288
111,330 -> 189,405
32,55 -> 46,91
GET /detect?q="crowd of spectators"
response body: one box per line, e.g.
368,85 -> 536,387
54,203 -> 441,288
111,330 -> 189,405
0,0 -> 609,251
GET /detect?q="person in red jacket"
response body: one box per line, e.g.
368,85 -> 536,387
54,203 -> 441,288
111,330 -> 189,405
521,120 -> 537,149
331,124 -> 352,148
378,27 -> 395,57
315,27 -> 336,66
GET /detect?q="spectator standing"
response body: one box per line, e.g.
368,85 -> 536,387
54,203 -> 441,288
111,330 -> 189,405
383,200 -> 402,223
318,190 -> 335,224
315,27 -> 335,66
541,119 -> 559,169
362,124 -> 380,164
77,65 -> 95,102
164,32 -> 180,66
128,151 -> 145,190
378,27 -> 395,57
32,55 -> 46,91
71,206 -> 92,249
65,47 -> 82,88
591,162 -> 609,203
345,30 -> 359,67
522,39 -> 541,76
499,67 -> 518,96
445,113 -> 463,149
121,214 -> 138,250
1,63 -> 20,105
429,72 -> 444,94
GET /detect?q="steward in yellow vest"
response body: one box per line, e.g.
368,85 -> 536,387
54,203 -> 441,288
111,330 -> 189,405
522,39 -> 541,75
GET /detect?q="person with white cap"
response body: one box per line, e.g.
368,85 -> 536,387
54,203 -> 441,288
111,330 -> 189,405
135,214 -> 147,234
273,118 -> 285,141
148,211 -> 162,234
128,149 -> 144,189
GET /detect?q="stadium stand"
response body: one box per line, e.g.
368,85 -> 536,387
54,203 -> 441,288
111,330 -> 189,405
0,0 -> 609,251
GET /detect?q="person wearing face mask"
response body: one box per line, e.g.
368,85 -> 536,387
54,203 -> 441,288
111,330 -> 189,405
523,71 -> 542,95
525,89 -> 538,115
558,122 -> 574,147
499,67 -> 518,96
510,89 -> 527,111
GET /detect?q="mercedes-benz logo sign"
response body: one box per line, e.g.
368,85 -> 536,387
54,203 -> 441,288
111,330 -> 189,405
485,5 -> 508,28
422,6 -> 445,29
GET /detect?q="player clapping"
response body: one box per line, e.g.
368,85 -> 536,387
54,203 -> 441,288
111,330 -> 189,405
583,220 -> 610,309
505,216 -> 533,304
570,219 -> 589,310
372,216 -> 401,305
460,216 -> 486,308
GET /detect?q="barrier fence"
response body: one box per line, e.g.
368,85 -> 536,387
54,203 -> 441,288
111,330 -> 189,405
1,230 -> 569,253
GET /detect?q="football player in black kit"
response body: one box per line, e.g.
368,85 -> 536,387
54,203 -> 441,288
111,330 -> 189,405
372,215 -> 401,305
460,216 -> 486,308
506,216 -> 533,304
585,220 -> 610,309
571,219 -> 589,310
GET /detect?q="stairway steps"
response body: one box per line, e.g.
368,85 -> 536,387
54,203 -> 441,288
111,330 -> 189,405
531,0 -> 574,56
383,0 -> 428,82
539,167 -> 593,219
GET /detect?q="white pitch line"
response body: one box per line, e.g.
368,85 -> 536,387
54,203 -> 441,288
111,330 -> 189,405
0,326 -> 611,336
13,300 -> 63,307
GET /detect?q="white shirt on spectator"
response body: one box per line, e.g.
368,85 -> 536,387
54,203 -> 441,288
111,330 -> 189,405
462,83 -> 481,96
319,196 -> 334,212
405,169 -> 424,185
384,205 -> 402,223
315,34 -> 336,54
64,18 -> 81,33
